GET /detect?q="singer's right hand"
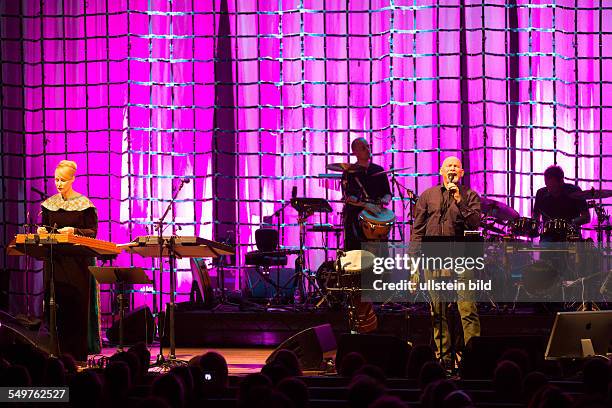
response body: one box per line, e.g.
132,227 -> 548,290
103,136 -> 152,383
37,227 -> 48,234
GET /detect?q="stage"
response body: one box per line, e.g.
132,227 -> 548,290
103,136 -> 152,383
158,304 -> 556,349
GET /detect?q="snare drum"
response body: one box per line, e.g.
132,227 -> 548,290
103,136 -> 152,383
359,208 -> 396,240
541,218 -> 576,241
511,217 -> 540,238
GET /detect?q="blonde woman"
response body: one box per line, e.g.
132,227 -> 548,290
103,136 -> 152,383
37,160 -> 100,360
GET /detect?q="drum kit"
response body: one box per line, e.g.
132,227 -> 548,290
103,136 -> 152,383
479,189 -> 612,305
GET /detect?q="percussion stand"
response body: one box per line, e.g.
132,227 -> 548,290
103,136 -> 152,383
153,179 -> 189,368
293,209 -> 326,306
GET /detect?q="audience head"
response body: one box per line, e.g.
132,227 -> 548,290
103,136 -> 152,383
523,371 -> 548,403
493,360 -> 523,402
277,377 -> 309,408
103,360 -> 131,402
338,352 -> 366,378
582,357 -> 611,396
354,364 -> 386,384
420,379 -> 458,408
109,351 -> 142,384
499,348 -> 532,375
43,357 -> 66,386
128,342 -> 151,377
261,361 -> 291,385
151,372 -> 185,408
270,349 -> 302,377
418,361 -> 446,390
69,370 -> 102,408
238,373 -> 273,408
369,395 -> 408,408
406,344 -> 436,379
533,384 -> 573,408
347,374 -> 386,408
443,390 -> 473,408
170,366 -> 194,402
198,351 -> 229,394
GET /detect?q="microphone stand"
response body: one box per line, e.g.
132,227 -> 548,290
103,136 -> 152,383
154,179 -> 189,367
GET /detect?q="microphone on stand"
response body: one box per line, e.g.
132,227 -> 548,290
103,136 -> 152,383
291,186 -> 298,205
182,178 -> 191,184
31,187 -> 48,200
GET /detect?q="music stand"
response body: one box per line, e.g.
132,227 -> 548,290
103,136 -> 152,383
125,236 -> 234,367
89,267 -> 151,352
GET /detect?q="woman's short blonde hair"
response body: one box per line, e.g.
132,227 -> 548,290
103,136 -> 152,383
56,160 -> 78,178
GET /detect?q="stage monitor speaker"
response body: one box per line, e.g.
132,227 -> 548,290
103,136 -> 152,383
106,306 -> 154,345
266,324 -> 337,371
0,310 -> 51,356
335,333 -> 411,377
460,335 -> 546,379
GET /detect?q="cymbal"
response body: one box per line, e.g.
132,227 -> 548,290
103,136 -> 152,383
326,163 -> 364,173
371,166 -> 413,177
569,188 -> 612,200
481,198 -> 520,222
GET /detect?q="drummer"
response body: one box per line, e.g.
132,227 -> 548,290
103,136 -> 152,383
342,137 -> 392,251
532,165 -> 590,240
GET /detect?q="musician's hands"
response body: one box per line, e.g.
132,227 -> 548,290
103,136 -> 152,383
447,182 -> 461,203
58,227 -> 75,235
380,194 -> 392,206
365,203 -> 382,214
37,227 -> 48,234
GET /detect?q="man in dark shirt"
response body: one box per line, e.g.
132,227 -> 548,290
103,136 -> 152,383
411,156 -> 481,368
533,165 -> 590,240
342,137 -> 392,251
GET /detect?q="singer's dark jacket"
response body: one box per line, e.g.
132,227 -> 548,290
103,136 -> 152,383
411,184 -> 481,241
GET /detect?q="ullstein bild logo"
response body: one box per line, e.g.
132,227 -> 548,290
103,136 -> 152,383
371,254 -> 486,275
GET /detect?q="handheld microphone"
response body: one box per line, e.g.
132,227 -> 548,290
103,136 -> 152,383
447,173 -> 458,193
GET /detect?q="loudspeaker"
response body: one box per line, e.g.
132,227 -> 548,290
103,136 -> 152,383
460,335 -> 546,379
266,324 -> 337,370
0,310 -> 51,355
335,333 -> 411,377
106,306 -> 154,345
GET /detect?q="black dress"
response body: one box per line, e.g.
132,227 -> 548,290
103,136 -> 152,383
41,193 -> 99,361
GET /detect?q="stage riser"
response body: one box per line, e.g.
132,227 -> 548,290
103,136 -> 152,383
162,309 -> 410,347
160,307 -> 556,348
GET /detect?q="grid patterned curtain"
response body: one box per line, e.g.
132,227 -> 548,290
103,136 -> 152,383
1,0 -> 610,325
